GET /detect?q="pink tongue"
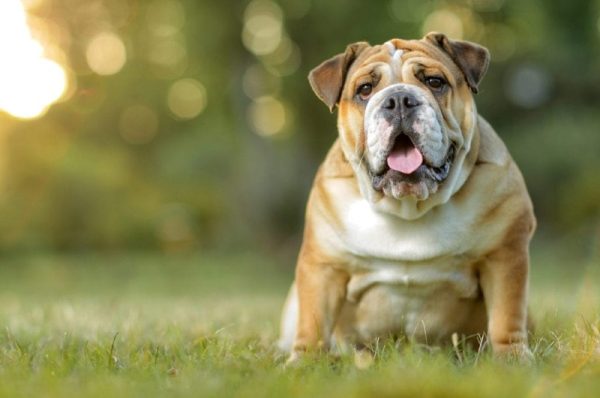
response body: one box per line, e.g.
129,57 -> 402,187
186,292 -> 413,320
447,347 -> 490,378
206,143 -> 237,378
387,137 -> 424,174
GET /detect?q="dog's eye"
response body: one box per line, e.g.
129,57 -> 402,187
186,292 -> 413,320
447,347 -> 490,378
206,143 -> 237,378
357,83 -> 373,100
424,76 -> 446,90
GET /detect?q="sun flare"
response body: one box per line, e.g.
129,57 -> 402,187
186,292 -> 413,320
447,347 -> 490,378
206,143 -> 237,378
0,0 -> 67,120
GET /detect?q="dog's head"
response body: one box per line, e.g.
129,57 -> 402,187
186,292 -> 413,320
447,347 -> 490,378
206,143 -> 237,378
309,33 -> 490,215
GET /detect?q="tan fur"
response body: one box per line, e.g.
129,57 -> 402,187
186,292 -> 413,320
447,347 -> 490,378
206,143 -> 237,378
280,34 -> 535,362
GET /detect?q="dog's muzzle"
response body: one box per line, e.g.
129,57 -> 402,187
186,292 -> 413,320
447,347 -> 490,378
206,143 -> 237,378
364,84 -> 454,198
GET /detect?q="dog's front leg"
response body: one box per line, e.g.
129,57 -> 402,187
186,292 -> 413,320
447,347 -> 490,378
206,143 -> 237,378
479,217 -> 534,361
288,247 -> 349,363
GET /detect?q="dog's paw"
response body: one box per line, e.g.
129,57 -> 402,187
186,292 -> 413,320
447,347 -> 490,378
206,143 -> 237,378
284,351 -> 303,368
493,343 -> 534,364
284,348 -> 343,368
353,349 -> 374,370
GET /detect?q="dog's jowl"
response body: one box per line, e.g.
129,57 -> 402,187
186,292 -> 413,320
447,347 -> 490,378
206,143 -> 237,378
279,33 -> 535,363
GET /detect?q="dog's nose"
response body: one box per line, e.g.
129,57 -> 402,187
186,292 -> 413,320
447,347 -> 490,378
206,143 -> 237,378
382,92 -> 421,117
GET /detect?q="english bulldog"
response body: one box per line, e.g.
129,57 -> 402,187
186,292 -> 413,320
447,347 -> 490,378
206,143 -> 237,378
279,32 -> 535,363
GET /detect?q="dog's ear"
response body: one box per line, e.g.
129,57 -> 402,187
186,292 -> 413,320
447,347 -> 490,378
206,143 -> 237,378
308,42 -> 370,112
424,32 -> 490,94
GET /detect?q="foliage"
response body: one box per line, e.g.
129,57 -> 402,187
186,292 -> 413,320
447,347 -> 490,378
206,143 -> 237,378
0,0 -> 597,252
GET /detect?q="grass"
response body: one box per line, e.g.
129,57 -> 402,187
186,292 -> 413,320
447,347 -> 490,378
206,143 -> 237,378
0,247 -> 598,397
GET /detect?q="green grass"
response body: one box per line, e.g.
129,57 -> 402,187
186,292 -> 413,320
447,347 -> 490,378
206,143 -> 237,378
0,249 -> 598,398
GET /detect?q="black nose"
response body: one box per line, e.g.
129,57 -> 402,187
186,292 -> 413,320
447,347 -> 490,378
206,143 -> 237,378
382,92 -> 421,117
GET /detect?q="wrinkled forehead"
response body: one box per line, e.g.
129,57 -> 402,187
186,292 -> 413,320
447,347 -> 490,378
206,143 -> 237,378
382,40 -> 406,76
346,38 -> 456,82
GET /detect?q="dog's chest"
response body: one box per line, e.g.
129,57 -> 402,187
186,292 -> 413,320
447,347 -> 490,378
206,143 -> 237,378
340,198 -> 479,261
334,198 -> 488,301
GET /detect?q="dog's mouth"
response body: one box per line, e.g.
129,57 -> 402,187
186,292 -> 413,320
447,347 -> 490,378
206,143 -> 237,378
371,134 -> 455,192
386,134 -> 424,174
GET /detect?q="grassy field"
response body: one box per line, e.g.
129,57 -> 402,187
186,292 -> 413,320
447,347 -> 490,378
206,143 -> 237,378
0,247 -> 598,398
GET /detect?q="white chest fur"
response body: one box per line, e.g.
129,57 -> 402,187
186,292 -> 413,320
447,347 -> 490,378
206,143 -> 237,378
341,197 -> 482,300
312,175 -> 509,306
343,198 -> 473,261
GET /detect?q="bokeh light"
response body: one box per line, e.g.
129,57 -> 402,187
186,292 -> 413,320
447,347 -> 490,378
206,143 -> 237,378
242,0 -> 297,137
21,0 -> 44,9
146,0 -> 185,37
146,35 -> 188,79
261,36 -> 302,76
148,38 -> 187,68
0,0 -> 67,119
119,104 -> 159,145
242,0 -> 284,56
247,96 -> 287,137
167,78 -> 207,120
505,64 -> 552,108
144,0 -> 187,79
86,32 -> 127,75
243,64 -> 281,99
422,9 -> 464,39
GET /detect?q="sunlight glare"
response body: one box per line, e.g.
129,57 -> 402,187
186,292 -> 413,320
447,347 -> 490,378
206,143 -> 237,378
0,0 -> 67,119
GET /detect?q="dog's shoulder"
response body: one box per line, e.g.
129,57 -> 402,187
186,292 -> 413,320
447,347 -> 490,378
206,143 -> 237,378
467,116 -> 535,235
476,116 -> 510,167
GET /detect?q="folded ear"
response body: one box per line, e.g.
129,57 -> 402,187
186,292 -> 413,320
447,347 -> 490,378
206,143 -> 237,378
308,42 -> 370,112
424,32 -> 490,94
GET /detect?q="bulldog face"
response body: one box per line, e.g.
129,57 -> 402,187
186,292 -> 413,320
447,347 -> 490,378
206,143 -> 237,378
309,33 -> 490,202
363,77 -> 454,200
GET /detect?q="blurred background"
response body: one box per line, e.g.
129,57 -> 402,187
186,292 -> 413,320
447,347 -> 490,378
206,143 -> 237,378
0,0 -> 598,267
